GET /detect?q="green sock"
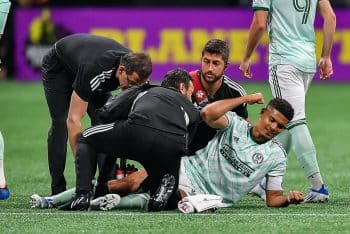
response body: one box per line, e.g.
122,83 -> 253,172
116,193 -> 150,210
276,129 -> 292,153
46,187 -> 76,207
290,124 -> 320,177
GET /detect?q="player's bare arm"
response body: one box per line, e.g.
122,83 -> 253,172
201,93 -> 264,129
266,190 -> 304,207
318,0 -> 336,80
240,10 -> 268,79
67,91 -> 88,155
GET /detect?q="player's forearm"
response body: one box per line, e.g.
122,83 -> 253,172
201,93 -> 263,123
67,119 -> 82,156
242,13 -> 266,61
321,16 -> 336,58
266,190 -> 304,207
201,96 -> 249,122
266,194 -> 290,207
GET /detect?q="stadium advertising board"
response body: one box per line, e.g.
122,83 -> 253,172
15,8 -> 350,82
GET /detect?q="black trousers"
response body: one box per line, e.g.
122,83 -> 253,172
42,47 -> 112,195
75,121 -> 187,207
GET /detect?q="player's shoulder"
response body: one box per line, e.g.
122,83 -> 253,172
268,138 -> 287,158
222,76 -> 247,96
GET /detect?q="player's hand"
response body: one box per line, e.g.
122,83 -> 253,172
318,57 -> 333,80
246,92 -> 264,105
239,60 -> 253,79
287,190 -> 304,204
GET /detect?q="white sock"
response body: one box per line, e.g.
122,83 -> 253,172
0,131 -> 7,187
0,160 -> 6,187
308,172 -> 324,190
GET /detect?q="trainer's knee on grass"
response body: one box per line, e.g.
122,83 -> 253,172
108,169 -> 148,195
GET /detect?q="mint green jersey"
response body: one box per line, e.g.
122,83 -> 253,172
253,0 -> 318,72
0,0 -> 10,34
181,112 -> 287,205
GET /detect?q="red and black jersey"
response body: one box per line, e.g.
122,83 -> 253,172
188,70 -> 248,154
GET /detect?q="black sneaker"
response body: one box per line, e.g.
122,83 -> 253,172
69,192 -> 91,211
148,174 -> 175,212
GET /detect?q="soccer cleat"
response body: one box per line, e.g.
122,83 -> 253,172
304,184 -> 329,203
249,183 -> 266,201
69,192 -> 91,211
29,194 -> 54,209
0,186 -> 10,200
90,194 -> 121,211
148,174 -> 175,212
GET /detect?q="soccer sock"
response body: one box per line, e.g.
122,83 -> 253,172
308,172 -> 324,190
116,193 -> 150,210
0,131 -> 6,187
289,124 -> 323,187
260,177 -> 266,188
276,129 -> 292,153
45,187 -> 76,206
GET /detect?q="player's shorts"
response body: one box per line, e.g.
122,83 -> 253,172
0,1 -> 11,35
178,161 -> 198,196
269,64 -> 314,122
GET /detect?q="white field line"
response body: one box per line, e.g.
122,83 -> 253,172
0,212 -> 349,217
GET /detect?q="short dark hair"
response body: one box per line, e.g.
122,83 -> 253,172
267,98 -> 294,122
161,68 -> 193,90
201,39 -> 230,65
120,52 -> 152,82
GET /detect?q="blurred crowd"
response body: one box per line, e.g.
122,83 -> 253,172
0,0 -> 348,81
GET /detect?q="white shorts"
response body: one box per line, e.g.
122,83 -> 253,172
178,161 -> 198,196
269,64 -> 314,122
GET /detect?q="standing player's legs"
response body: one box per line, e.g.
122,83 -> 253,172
0,130 -> 10,199
269,65 -> 328,202
42,49 -> 73,195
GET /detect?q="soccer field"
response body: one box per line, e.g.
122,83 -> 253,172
0,81 -> 350,233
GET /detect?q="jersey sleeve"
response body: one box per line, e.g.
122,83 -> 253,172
266,147 -> 287,178
252,0 -> 270,11
72,64 -> 97,102
218,111 -> 237,133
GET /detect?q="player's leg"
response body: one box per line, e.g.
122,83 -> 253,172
29,188 -> 76,209
90,193 -> 150,211
42,48 -> 73,195
145,132 -> 185,211
0,130 -> 10,200
87,92 -> 118,198
290,72 -> 328,202
70,122 -> 130,210
270,65 -> 328,202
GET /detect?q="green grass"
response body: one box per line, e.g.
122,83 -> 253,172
0,81 -> 350,233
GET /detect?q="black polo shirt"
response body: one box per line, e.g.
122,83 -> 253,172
129,87 -> 200,138
54,33 -> 131,101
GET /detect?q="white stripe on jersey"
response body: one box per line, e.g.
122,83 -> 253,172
90,70 -> 113,91
82,123 -> 115,138
223,76 -> 247,96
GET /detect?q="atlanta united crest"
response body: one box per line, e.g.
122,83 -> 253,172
252,153 -> 264,164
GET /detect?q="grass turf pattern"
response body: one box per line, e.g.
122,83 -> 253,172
0,81 -> 349,233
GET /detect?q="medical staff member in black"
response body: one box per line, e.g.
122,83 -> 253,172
42,33 -> 152,195
70,68 -> 200,211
